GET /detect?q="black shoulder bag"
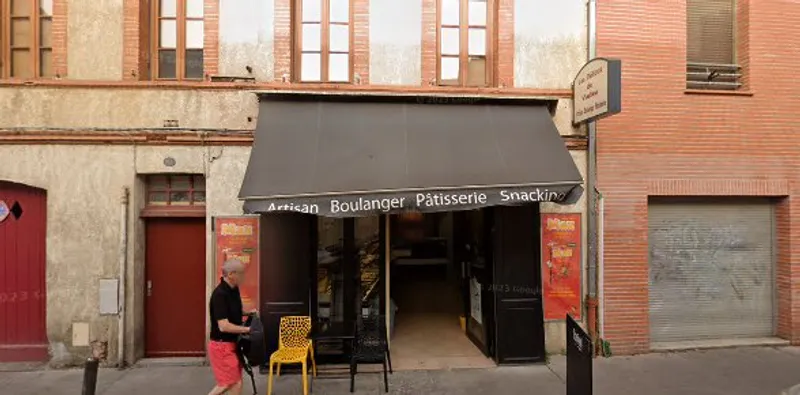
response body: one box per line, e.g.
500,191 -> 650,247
237,313 -> 266,395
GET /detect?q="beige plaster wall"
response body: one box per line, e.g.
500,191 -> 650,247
0,88 -> 257,130
541,150 -> 588,355
0,142 -> 249,366
67,0 -> 125,80
369,0 -> 422,85
0,85 -> 586,361
515,0 -> 588,89
219,0 -> 275,81
0,145 -> 134,365
539,96 -> 589,355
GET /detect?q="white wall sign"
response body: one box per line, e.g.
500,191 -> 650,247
470,277 -> 482,325
98,278 -> 120,315
572,58 -> 622,125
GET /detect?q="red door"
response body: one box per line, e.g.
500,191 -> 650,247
0,182 -> 48,362
145,218 -> 206,357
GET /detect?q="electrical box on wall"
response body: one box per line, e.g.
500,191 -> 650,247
72,322 -> 90,347
98,279 -> 119,315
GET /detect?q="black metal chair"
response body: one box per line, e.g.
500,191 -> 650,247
350,315 -> 392,393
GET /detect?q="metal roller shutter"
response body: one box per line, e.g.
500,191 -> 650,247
648,198 -> 775,344
687,0 -> 735,65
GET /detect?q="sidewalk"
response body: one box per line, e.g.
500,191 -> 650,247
2,346 -> 800,395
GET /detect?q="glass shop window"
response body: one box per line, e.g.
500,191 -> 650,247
316,216 -> 380,325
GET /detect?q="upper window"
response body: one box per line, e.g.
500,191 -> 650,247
0,0 -> 54,79
686,0 -> 740,90
153,0 -> 204,80
438,0 -> 492,87
295,0 -> 352,83
146,174 -> 206,206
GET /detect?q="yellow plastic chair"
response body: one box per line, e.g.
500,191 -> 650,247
267,316 -> 317,395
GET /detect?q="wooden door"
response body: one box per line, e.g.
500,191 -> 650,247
0,182 -> 48,362
260,213 -> 313,356
145,218 -> 206,357
492,205 -> 545,364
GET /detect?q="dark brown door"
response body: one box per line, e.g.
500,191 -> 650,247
492,205 -> 545,364
259,213 -> 313,356
467,209 -> 495,357
0,182 -> 48,362
454,209 -> 495,358
145,217 -> 206,357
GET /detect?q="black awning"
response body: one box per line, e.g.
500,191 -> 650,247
239,95 -> 583,217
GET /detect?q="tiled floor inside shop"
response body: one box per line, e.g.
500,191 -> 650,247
389,264 -> 495,370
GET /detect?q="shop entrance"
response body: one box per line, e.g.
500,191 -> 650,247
388,210 -> 495,370
313,211 -> 495,369
308,205 -> 545,368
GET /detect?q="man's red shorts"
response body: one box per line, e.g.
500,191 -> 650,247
208,340 -> 243,387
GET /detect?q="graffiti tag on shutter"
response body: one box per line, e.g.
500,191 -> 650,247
0,200 -> 9,224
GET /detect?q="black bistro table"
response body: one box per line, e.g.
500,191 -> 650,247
309,320 -> 357,366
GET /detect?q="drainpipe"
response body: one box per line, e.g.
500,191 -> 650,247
586,0 -> 600,351
598,195 -> 605,340
117,187 -> 130,367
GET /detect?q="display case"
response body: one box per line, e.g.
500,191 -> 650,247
358,234 -> 381,310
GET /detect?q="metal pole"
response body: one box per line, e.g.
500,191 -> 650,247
117,187 -> 129,368
81,358 -> 100,395
586,0 -> 598,300
384,215 -> 391,348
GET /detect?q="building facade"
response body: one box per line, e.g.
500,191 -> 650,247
597,0 -> 800,355
0,0 -> 591,366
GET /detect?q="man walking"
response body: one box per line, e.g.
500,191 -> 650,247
208,259 -> 251,395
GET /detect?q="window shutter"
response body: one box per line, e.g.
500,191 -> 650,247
687,0 -> 735,65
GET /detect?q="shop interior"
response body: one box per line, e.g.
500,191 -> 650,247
314,211 -> 495,370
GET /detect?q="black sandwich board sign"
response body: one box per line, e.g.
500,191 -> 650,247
566,314 -> 593,395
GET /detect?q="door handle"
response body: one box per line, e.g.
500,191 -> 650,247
147,280 -> 152,297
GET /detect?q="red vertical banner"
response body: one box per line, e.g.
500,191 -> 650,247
541,213 -> 582,321
214,216 -> 260,313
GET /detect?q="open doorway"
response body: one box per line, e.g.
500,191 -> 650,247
388,210 -> 495,370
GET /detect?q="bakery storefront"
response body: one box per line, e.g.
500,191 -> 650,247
240,92 -> 583,368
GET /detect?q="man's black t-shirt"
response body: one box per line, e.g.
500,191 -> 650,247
209,278 -> 244,343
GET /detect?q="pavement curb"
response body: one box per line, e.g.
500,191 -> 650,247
0,362 -> 48,372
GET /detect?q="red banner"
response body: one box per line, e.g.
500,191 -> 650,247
541,213 -> 582,320
215,216 -> 260,313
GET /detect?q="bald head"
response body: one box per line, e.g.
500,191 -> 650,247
222,258 -> 244,285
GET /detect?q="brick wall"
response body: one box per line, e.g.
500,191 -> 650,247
596,0 -> 800,354
352,0 -> 369,84
496,0 -> 513,87
203,0 -> 220,78
273,0 -> 292,81
51,0 -> 68,78
420,0 -> 436,85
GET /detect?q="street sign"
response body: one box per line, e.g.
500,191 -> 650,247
572,58 -> 622,125
567,314 -> 593,395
